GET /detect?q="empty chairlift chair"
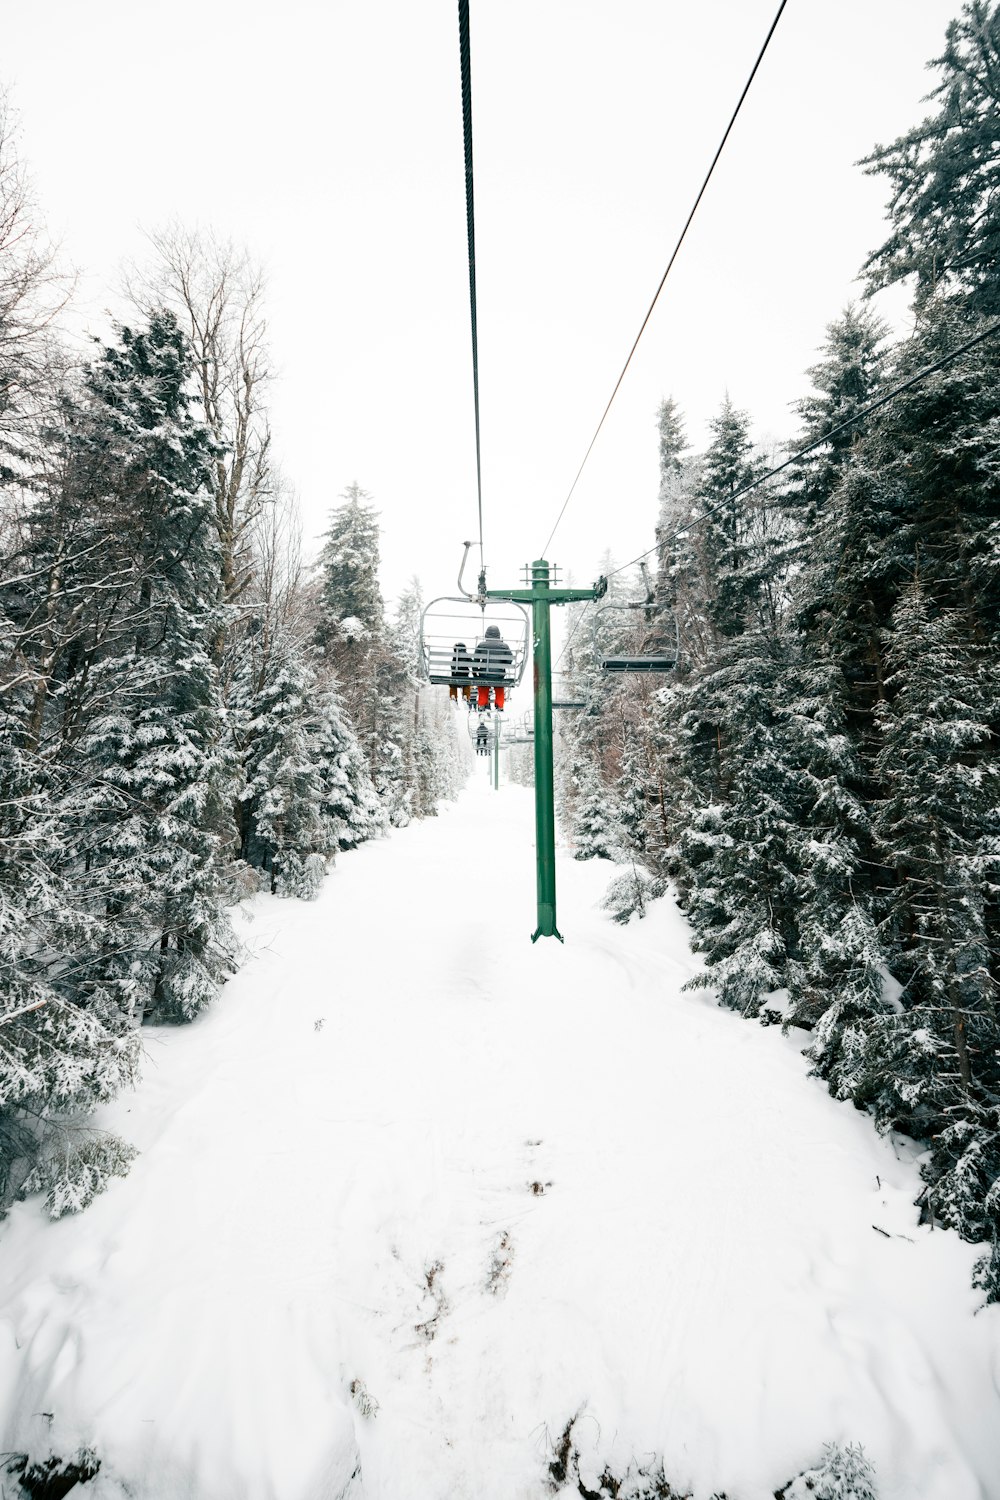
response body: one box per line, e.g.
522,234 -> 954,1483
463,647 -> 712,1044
503,711 -> 534,746
594,567 -> 679,674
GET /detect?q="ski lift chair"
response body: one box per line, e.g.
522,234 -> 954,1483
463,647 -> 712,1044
420,596 -> 529,708
468,709 -> 494,740
599,626 -> 678,672
503,711 -> 534,746
593,565 -> 679,674
551,672 -> 586,710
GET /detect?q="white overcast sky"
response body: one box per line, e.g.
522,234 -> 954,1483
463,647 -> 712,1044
5,0 -> 959,605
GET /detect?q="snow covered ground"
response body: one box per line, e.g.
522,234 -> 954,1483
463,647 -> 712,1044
1,777 -> 999,1500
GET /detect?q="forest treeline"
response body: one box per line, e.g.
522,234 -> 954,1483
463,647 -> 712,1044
560,2 -> 1000,1299
0,108 -> 465,1211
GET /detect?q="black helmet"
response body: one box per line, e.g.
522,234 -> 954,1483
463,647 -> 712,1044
485,625 -> 501,639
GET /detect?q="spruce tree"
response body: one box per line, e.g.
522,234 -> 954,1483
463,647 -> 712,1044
315,482 -> 385,652
678,630 -> 800,1014
866,584 -> 1000,1293
571,756 -> 620,861
652,395 -> 690,610
697,397 -> 772,641
231,628 -> 330,898
872,586 -> 998,1110
0,739 -> 139,1202
314,484 -> 408,816
862,1 -> 1000,313
65,313 -> 239,1023
791,304 -> 887,527
313,683 -> 386,849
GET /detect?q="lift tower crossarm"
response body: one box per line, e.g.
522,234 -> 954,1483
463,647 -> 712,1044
482,562 -> 606,943
485,586 -> 605,605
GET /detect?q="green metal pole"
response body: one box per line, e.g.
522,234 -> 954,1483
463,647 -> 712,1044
492,709 -> 500,790
531,559 -> 562,942
484,564 -> 603,942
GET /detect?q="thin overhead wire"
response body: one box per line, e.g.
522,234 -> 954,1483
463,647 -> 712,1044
603,315 -> 1000,584
540,0 -> 791,560
458,0 -> 484,572
554,598 -> 595,671
554,315 -> 1000,672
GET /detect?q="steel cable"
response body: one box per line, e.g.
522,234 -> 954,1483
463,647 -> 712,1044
540,0 -> 791,559
458,0 -> 484,572
602,315 -> 1000,584
554,316 -> 1000,669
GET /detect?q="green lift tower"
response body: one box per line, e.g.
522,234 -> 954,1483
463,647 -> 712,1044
486,560 -> 606,942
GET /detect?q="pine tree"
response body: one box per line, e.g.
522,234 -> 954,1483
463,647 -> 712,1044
780,646 -> 887,1078
314,484 -> 411,818
313,683 -> 386,850
779,309 -> 893,1064
678,630 -> 800,1014
389,577 -> 466,817
231,629 -> 330,898
652,395 -> 689,609
791,304 -> 887,527
571,756 -> 620,861
64,312 -> 239,1023
618,727 -> 650,857
862,1 -> 1000,313
872,586 -> 998,1107
0,739 -> 139,1202
697,397 -> 772,641
315,482 -> 384,653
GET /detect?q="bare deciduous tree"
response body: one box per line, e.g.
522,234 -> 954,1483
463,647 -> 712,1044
126,224 -> 272,616
0,92 -> 71,476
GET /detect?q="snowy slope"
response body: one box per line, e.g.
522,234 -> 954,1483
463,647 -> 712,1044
1,778 -> 998,1500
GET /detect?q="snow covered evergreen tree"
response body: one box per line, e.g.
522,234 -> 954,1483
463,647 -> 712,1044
314,484 -> 407,817
231,629 -> 330,898
315,501 -> 466,827
790,304 -> 887,527
0,740 -> 140,1203
68,313 -> 240,1023
678,631 -> 801,1013
390,577 -> 466,818
313,683 -> 386,849
316,482 -> 384,655
862,0 -> 1000,314
776,310 -> 893,1072
571,756 -> 620,861
864,586 -> 1000,1281
696,397 -> 772,641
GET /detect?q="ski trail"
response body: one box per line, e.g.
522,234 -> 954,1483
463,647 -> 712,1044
0,779 -> 998,1500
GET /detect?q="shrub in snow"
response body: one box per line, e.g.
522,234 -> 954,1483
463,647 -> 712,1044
972,1181 -> 1000,1303
349,1379 -> 379,1419
21,1133 -> 139,1219
544,1413 -> 706,1498
601,868 -> 666,925
5,1447 -> 100,1497
777,1441 -> 877,1500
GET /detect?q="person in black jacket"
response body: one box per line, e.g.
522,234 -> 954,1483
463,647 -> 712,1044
449,641 -> 472,702
475,720 -> 490,755
472,625 -> 513,710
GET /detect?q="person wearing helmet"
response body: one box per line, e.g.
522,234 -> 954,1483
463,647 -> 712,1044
475,720 -> 490,755
472,625 -> 513,710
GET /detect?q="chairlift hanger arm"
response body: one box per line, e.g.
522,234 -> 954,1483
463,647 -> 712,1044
457,541 -> 476,599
